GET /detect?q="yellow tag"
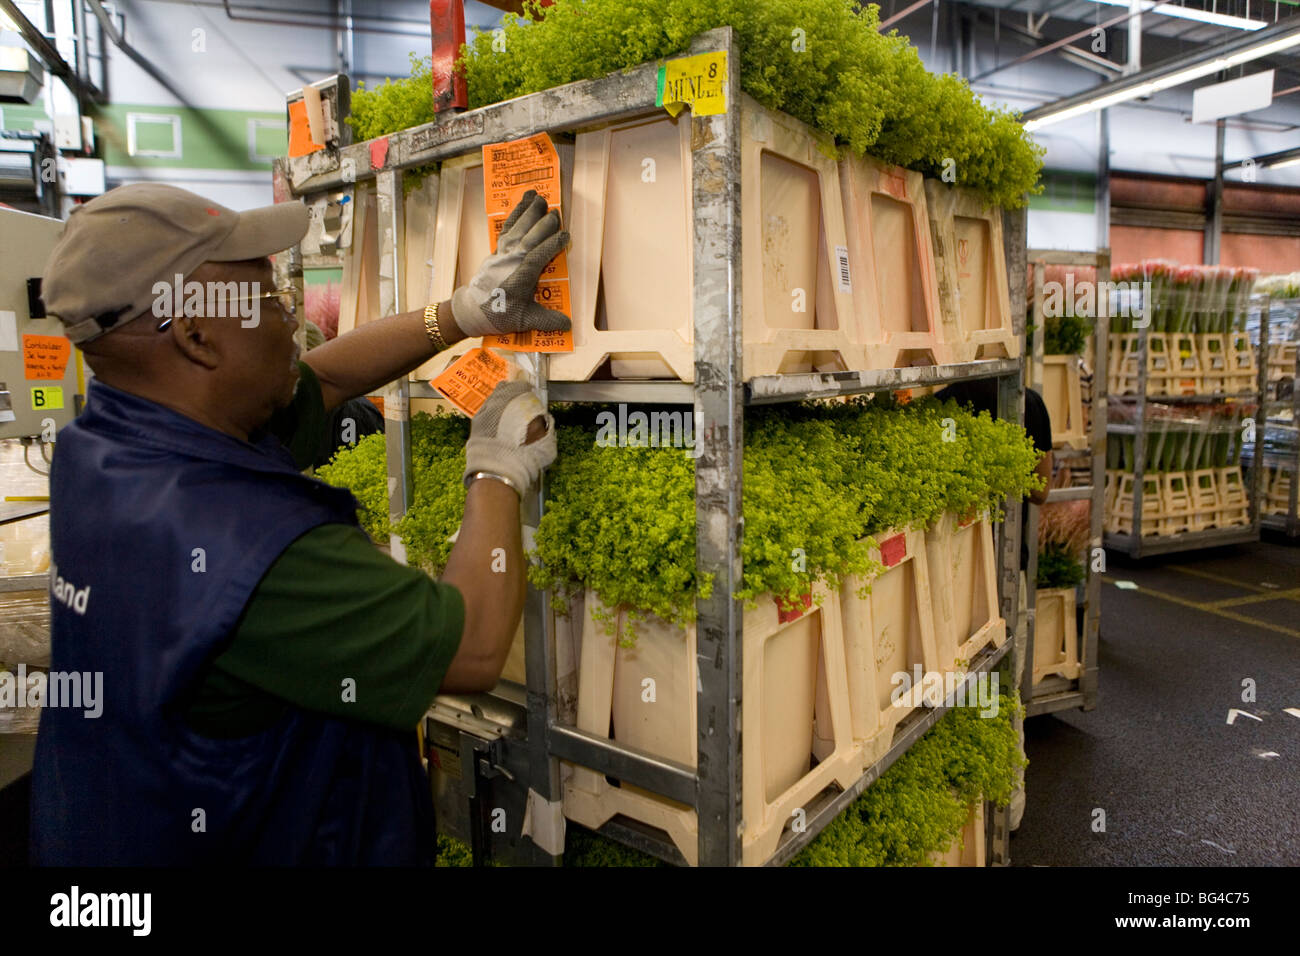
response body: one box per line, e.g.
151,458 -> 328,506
31,385 -> 63,410
656,51 -> 728,118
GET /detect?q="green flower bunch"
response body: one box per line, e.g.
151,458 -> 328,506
435,690 -> 1025,867
462,0 -> 1042,207
1037,542 -> 1087,590
316,410 -> 470,574
790,691 -> 1025,866
317,398 -> 1042,634
347,1 -> 1041,207
347,52 -> 436,142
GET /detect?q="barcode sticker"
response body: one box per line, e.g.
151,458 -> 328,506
835,245 -> 852,293
431,347 -> 510,417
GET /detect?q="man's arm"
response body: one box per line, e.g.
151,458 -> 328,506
304,190 -> 571,414
1029,449 -> 1053,506
304,301 -> 465,414
438,478 -> 526,693
1025,387 -> 1054,505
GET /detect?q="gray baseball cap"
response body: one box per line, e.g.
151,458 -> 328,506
42,183 -> 309,344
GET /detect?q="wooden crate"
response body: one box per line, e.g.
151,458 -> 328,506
1107,473 -> 1164,536
403,172 -> 439,326
562,584 -> 860,866
1158,472 -> 1192,536
1170,332 -> 1203,395
555,112 -> 694,380
1189,469 -> 1220,531
1109,333 -> 1176,396
1268,342 -> 1297,383
926,801 -> 985,867
1040,355 -> 1086,449
1216,466 -> 1250,527
1199,333 -> 1228,393
839,155 -> 944,369
838,528 -> 941,769
1032,587 -> 1080,685
923,180 -> 1018,363
1225,332 -> 1258,393
412,147 -> 575,382
551,96 -> 862,381
924,512 -> 1005,677
337,182 -> 379,337
495,593 -> 584,724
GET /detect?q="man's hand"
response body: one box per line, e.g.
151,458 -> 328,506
464,381 -> 556,493
450,190 -> 572,338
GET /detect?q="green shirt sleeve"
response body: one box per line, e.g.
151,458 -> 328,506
185,523 -> 464,736
263,360 -> 329,471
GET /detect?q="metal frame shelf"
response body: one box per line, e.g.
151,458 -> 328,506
282,27 -> 1028,867
1102,313 -> 1266,560
1247,295 -> 1300,537
1023,250 -> 1107,718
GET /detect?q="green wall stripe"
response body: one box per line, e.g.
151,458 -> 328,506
91,103 -> 286,171
1029,171 -> 1098,214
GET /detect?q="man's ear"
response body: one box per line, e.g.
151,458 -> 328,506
168,313 -> 221,370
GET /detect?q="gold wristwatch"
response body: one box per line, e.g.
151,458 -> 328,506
423,302 -> 449,352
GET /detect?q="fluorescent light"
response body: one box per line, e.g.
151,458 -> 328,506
1087,0 -> 1267,31
1024,26 -> 1300,130
1268,156 -> 1300,170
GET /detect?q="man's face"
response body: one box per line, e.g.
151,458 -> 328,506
189,258 -> 300,424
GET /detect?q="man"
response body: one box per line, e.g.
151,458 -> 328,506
936,376 -> 1052,833
32,183 -> 569,865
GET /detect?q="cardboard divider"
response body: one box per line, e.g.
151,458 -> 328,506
562,584 -> 859,866
923,181 -> 1017,364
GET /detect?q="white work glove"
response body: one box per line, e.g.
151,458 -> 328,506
451,190 -> 572,338
463,381 -> 556,495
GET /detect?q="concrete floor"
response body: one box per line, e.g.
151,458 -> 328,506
1014,536 -> 1300,866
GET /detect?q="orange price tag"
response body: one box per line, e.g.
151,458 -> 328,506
481,132 -> 574,353
432,347 -> 510,417
287,99 -> 324,158
23,334 -> 71,381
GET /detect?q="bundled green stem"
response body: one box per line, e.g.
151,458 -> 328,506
350,1 -> 1042,208
319,397 -> 1042,638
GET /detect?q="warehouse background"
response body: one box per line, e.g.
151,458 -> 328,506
8,0 -> 1300,266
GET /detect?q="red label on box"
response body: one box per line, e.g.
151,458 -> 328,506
882,170 -> 908,200
880,533 -> 907,568
777,591 -> 812,624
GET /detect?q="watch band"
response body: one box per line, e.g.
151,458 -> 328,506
464,470 -> 521,496
423,302 -> 449,352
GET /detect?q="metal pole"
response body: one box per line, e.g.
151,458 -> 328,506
1031,260 -> 1046,389
1290,298 -> 1300,536
693,25 -> 744,868
1083,251 -> 1108,709
1251,298 -> 1270,532
374,169 -> 414,553
1097,108 -> 1111,252
1125,0 -> 1143,75
1206,118 -> 1226,265
1133,322 -> 1149,557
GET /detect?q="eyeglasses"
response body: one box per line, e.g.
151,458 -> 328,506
156,286 -> 297,332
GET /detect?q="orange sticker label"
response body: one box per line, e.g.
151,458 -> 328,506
287,99 -> 324,158
432,347 -> 510,417
481,132 -> 574,353
23,335 -> 71,381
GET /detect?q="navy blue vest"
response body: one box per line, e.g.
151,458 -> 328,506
31,380 -> 435,865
